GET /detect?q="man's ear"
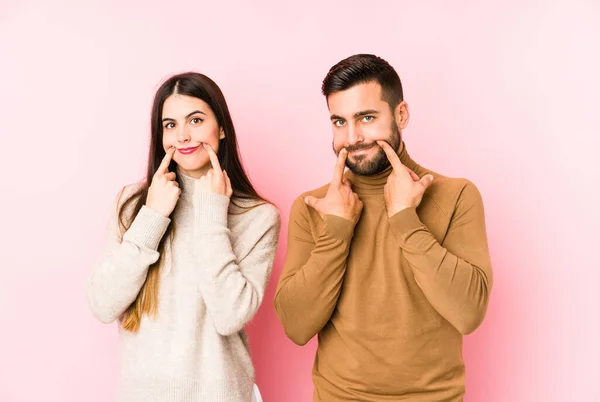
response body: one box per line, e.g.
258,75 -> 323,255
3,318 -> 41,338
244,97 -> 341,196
395,101 -> 410,130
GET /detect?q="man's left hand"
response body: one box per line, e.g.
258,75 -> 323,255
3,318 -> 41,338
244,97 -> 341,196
377,140 -> 434,217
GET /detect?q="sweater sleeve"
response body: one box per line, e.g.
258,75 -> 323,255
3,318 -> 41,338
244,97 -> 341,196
193,193 -> 280,337
274,196 -> 356,346
388,181 -> 493,335
86,188 -> 171,324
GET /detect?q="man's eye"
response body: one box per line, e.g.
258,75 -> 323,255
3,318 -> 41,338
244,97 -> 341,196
362,116 -> 374,122
334,120 -> 345,127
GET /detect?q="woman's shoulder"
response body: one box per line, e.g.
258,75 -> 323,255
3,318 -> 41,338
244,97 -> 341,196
229,197 -> 280,225
119,181 -> 145,199
113,181 -> 144,207
111,181 -> 146,218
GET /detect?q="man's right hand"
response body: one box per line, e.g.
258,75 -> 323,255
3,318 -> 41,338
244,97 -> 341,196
304,149 -> 363,224
146,146 -> 181,217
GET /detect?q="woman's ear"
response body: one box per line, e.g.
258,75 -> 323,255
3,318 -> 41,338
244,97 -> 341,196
219,128 -> 225,140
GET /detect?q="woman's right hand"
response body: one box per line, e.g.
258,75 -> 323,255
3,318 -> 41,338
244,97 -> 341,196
146,147 -> 180,217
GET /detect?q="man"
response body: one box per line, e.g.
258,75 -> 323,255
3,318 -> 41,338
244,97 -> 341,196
274,54 -> 493,401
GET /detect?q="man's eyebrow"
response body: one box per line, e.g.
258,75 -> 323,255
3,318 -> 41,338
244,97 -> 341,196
353,109 -> 379,118
330,110 -> 380,121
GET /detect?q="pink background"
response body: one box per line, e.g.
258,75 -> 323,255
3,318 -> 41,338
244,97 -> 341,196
1,0 -> 599,401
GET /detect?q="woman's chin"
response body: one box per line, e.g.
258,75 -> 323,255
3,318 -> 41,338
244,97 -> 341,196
176,163 -> 210,178
174,156 -> 209,173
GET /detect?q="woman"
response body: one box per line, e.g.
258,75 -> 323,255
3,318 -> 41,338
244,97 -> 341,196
87,72 -> 279,402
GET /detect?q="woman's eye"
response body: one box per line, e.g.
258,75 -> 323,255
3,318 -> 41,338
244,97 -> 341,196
191,117 -> 203,124
164,122 -> 175,129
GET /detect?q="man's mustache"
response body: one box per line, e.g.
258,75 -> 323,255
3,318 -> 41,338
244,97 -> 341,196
345,143 -> 379,152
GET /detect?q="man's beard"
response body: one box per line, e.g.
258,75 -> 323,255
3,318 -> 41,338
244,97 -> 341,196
335,120 -> 401,176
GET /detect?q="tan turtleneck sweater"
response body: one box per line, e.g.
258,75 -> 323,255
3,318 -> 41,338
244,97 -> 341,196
274,141 -> 493,401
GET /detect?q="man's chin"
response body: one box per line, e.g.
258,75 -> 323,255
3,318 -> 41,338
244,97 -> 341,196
347,160 -> 389,176
346,150 -> 390,176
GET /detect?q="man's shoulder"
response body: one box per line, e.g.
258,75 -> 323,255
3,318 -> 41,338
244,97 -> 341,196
425,170 -> 476,196
296,182 -> 330,202
421,168 -> 484,216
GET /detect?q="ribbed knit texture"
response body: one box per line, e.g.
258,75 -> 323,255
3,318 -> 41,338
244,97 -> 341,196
87,171 -> 280,402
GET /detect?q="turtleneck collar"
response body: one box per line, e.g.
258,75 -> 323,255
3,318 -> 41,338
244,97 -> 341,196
175,168 -> 197,200
346,141 -> 420,195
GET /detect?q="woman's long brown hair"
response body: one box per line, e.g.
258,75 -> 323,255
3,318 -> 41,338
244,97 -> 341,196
118,72 -> 268,332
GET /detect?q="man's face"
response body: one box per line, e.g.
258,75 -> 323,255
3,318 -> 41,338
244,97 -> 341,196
327,81 -> 408,176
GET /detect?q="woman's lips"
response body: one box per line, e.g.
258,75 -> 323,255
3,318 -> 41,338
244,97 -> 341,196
177,146 -> 200,155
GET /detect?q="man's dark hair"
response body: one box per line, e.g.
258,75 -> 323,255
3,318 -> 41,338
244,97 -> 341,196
322,54 -> 403,109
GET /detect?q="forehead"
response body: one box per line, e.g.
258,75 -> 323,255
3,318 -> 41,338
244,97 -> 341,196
162,94 -> 211,117
327,81 -> 387,116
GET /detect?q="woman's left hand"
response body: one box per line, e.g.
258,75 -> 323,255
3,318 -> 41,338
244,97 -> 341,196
195,143 -> 233,198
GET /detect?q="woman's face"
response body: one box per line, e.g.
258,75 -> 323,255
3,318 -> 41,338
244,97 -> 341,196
161,94 -> 224,178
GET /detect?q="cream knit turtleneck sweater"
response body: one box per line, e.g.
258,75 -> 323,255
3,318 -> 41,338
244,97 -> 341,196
87,171 -> 280,402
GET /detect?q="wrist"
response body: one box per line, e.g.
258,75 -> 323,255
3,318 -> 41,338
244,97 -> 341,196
145,203 -> 169,218
387,205 -> 410,217
319,214 -> 356,240
123,206 -> 171,250
332,213 -> 358,224
194,192 -> 230,228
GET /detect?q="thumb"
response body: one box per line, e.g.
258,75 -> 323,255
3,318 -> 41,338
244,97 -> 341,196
407,168 -> 420,182
304,196 -> 320,210
419,174 -> 434,189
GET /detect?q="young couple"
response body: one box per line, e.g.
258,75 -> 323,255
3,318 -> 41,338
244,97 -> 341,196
87,54 -> 493,402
